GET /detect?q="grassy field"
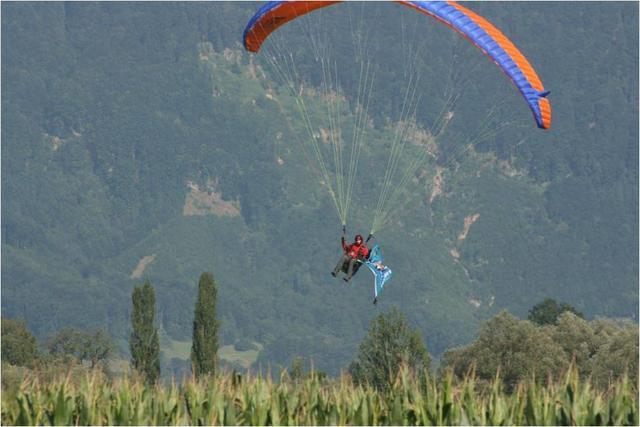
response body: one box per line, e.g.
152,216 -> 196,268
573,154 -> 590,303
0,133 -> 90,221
2,364 -> 637,426
218,344 -> 262,369
160,331 -> 262,370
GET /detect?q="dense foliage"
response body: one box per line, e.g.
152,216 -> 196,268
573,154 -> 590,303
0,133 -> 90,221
130,281 -> 160,384
191,272 -> 220,378
527,298 -> 584,325
1,365 -> 637,426
1,318 -> 38,367
349,307 -> 430,391
442,311 -> 639,390
47,328 -> 113,369
1,2 -> 637,375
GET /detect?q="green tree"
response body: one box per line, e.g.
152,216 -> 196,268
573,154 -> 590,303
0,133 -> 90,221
85,330 -> 114,369
545,313 -> 639,387
349,306 -> 430,391
528,298 -> 584,325
47,328 -> 82,358
191,272 -> 220,378
1,317 -> 38,367
550,312 -> 599,376
589,319 -> 639,389
442,311 -> 567,390
130,281 -> 160,384
47,328 -> 113,369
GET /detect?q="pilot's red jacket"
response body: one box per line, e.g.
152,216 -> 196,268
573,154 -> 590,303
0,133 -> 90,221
341,236 -> 369,259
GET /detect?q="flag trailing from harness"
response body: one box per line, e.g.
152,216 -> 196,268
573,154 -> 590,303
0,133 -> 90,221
362,245 -> 392,304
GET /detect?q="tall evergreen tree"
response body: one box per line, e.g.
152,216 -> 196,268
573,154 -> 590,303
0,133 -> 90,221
191,272 -> 220,378
130,281 -> 160,384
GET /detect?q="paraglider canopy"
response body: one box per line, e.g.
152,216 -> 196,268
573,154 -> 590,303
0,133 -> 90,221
243,0 -> 551,129
242,1 -> 552,303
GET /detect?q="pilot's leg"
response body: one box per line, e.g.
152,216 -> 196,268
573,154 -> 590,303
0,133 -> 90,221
332,255 -> 349,276
345,258 -> 357,280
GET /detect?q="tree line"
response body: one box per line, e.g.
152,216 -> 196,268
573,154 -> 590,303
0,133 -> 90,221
2,278 -> 638,392
2,272 -> 221,385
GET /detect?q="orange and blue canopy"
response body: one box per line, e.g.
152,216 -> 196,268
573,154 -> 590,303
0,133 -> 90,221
243,1 -> 551,129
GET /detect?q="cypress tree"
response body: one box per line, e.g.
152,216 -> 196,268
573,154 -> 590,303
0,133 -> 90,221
191,272 -> 219,378
130,280 -> 160,384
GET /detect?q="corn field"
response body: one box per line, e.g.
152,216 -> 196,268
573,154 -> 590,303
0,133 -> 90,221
2,365 -> 637,426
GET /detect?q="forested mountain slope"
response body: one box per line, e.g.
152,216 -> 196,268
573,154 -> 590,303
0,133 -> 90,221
2,2 -> 637,375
